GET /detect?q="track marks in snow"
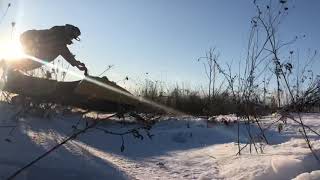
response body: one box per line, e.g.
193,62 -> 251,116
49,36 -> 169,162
74,140 -> 222,180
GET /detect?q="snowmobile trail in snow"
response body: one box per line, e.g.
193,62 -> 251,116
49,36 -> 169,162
74,140 -> 222,180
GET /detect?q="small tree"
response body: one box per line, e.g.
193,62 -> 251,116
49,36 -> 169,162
197,48 -> 219,103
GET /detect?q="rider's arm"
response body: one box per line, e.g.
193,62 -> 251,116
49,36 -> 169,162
60,46 -> 78,66
60,46 -> 88,75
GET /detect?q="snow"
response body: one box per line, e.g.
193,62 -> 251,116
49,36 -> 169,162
0,102 -> 319,179
293,170 -> 320,180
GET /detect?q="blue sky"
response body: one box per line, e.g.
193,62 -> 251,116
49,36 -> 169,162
0,0 -> 319,89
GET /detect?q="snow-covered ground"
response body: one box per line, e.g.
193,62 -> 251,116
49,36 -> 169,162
0,103 -> 319,180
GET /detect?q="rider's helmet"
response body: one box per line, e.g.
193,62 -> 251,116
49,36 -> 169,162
65,24 -> 81,41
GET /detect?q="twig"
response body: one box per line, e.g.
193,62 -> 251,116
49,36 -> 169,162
0,125 -> 16,128
299,129 -> 320,162
286,115 -> 320,137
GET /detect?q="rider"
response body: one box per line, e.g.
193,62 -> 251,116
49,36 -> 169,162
9,24 -> 88,75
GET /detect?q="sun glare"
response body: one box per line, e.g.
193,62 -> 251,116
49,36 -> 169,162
0,40 -> 25,60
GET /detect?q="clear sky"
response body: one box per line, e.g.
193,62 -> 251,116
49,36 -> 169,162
0,0 -> 319,90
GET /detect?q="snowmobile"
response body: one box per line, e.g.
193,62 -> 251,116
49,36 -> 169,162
0,68 -> 139,112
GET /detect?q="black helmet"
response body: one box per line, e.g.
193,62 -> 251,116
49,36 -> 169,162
65,24 -> 81,41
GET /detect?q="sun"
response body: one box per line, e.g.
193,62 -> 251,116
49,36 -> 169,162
0,40 -> 25,60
